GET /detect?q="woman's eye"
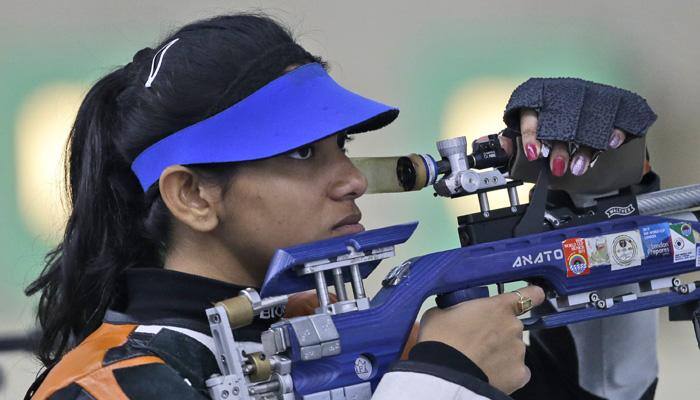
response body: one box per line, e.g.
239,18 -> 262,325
288,145 -> 314,160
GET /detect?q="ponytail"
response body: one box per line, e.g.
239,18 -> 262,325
25,68 -> 160,367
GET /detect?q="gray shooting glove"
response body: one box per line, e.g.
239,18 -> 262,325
504,78 -> 657,194
503,77 -> 657,150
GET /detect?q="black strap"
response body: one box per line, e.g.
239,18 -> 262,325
24,366 -> 52,400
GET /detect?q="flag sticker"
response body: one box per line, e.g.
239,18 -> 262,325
670,222 -> 695,263
563,238 -> 591,277
606,231 -> 643,270
640,223 -> 672,258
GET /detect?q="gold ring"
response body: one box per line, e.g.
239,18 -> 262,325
513,290 -> 533,316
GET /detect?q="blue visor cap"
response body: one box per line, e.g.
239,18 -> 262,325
131,63 -> 399,190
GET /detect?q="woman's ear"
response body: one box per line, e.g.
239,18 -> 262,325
158,165 -> 221,232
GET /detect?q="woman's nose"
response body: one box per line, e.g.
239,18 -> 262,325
328,156 -> 368,201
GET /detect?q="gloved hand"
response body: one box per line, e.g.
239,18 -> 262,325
491,78 -> 656,177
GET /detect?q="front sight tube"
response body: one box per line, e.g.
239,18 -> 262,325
351,153 -> 440,194
351,134 -> 510,196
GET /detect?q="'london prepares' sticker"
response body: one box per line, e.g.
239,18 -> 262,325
640,223 -> 672,258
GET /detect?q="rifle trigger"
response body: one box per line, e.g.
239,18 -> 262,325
497,283 -> 505,294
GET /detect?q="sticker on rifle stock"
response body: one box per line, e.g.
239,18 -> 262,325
640,223 -> 672,258
585,236 -> 610,267
563,238 -> 591,277
606,231 -> 643,270
670,222 -> 695,263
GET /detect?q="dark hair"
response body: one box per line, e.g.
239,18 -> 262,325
24,13 -> 325,367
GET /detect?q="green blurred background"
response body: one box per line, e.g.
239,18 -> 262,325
1,1 -> 699,398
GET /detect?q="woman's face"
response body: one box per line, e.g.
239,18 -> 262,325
216,133 -> 367,277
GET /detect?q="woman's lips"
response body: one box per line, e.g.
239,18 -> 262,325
331,223 -> 365,235
332,212 -> 363,234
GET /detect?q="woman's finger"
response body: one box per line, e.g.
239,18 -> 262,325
499,285 -> 546,316
608,128 -> 627,149
549,141 -> 569,177
570,146 -> 594,176
520,109 -> 541,161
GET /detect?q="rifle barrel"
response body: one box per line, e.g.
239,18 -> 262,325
637,184 -> 700,216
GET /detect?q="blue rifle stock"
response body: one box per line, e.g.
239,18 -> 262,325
259,216 -> 700,398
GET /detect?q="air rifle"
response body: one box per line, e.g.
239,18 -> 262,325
204,135 -> 700,400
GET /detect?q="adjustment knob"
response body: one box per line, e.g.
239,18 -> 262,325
436,136 -> 467,158
458,170 -> 480,193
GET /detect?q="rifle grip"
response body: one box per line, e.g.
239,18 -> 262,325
436,286 -> 490,309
